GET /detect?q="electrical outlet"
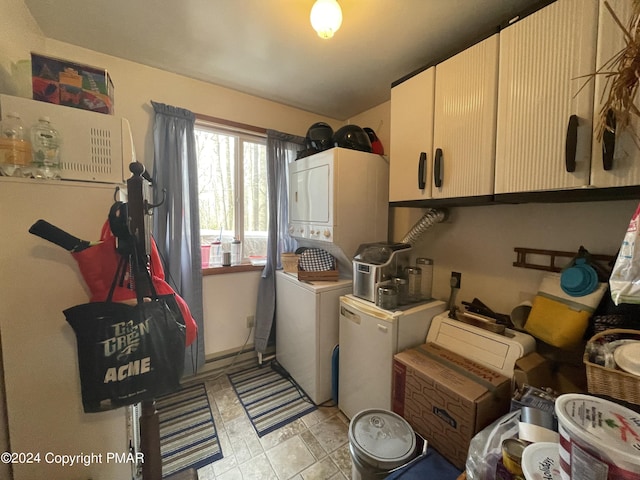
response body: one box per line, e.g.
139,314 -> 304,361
246,315 -> 255,329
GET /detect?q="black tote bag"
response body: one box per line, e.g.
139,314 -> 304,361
64,257 -> 186,413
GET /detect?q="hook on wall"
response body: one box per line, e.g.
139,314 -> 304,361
113,185 -> 128,203
145,188 -> 166,214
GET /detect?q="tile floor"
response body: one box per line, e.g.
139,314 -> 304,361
194,367 -> 352,480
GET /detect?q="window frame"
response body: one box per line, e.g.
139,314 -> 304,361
194,114 -> 268,272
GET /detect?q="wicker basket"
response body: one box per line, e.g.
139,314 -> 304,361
584,328 -> 640,405
281,253 -> 299,274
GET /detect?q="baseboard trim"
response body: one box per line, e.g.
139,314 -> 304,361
187,345 -> 276,383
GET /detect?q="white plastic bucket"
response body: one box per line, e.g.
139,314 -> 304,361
555,393 -> 640,480
348,409 -> 426,480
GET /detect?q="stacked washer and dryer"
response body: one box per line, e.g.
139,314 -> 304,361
275,145 -> 449,413
275,146 -> 389,405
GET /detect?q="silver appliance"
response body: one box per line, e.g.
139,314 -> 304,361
352,242 -> 412,302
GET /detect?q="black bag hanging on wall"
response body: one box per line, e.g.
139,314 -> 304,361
64,256 -> 186,413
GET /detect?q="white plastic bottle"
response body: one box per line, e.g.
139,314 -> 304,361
30,116 -> 61,179
231,238 -> 242,265
211,240 -> 222,266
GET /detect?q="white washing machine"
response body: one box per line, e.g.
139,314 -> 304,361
338,294 -> 446,419
275,271 -> 352,405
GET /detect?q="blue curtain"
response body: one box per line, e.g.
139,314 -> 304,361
254,130 -> 305,354
150,101 -> 204,376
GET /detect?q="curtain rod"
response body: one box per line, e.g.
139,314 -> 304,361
194,113 -> 267,135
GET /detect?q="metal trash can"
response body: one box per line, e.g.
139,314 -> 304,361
349,409 -> 428,480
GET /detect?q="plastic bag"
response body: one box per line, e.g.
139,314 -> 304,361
465,410 -> 520,480
610,202 -> 640,305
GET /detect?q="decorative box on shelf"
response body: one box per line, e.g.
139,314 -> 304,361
31,52 -> 114,114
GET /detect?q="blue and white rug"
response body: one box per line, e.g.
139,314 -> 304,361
228,362 -> 317,437
156,383 -> 223,478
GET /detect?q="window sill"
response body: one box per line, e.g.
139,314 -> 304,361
202,264 -> 264,276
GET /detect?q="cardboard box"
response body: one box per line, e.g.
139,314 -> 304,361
392,343 -> 511,469
513,352 -> 553,390
513,350 -> 588,395
31,53 -> 114,114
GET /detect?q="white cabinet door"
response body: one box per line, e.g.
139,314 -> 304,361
590,0 -> 640,187
495,0 -> 598,194
389,67 -> 435,201
432,34 -> 499,199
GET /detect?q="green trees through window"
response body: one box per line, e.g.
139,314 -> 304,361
195,122 -> 268,261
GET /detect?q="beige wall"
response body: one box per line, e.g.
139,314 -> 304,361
348,100 -> 391,156
35,41 -> 342,172
398,200 -> 636,313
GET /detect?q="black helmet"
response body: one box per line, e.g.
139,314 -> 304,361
332,125 -> 372,152
306,122 -> 334,151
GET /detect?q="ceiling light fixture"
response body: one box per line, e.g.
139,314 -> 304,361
310,0 -> 342,39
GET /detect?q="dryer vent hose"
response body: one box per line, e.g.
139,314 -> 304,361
400,208 -> 447,246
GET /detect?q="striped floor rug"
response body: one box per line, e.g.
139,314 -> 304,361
228,362 -> 317,437
156,383 -> 223,478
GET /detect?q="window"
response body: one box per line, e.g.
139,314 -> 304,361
195,120 -> 268,262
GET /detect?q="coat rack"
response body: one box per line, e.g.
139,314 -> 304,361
127,161 -> 162,480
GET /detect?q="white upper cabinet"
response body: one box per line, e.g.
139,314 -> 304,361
389,67 -> 435,202
590,0 -> 640,187
495,0 -> 598,194
432,34 -> 499,199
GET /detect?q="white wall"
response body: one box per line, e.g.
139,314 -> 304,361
202,271 -> 262,356
0,3 -> 44,478
392,201 -> 636,313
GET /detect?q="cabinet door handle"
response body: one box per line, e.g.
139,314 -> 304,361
602,108 -> 616,171
418,152 -> 427,190
565,115 -> 578,173
434,148 -> 443,188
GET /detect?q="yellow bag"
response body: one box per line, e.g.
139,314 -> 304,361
525,273 -> 607,348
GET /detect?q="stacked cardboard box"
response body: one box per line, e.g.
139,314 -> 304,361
392,343 -> 511,469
